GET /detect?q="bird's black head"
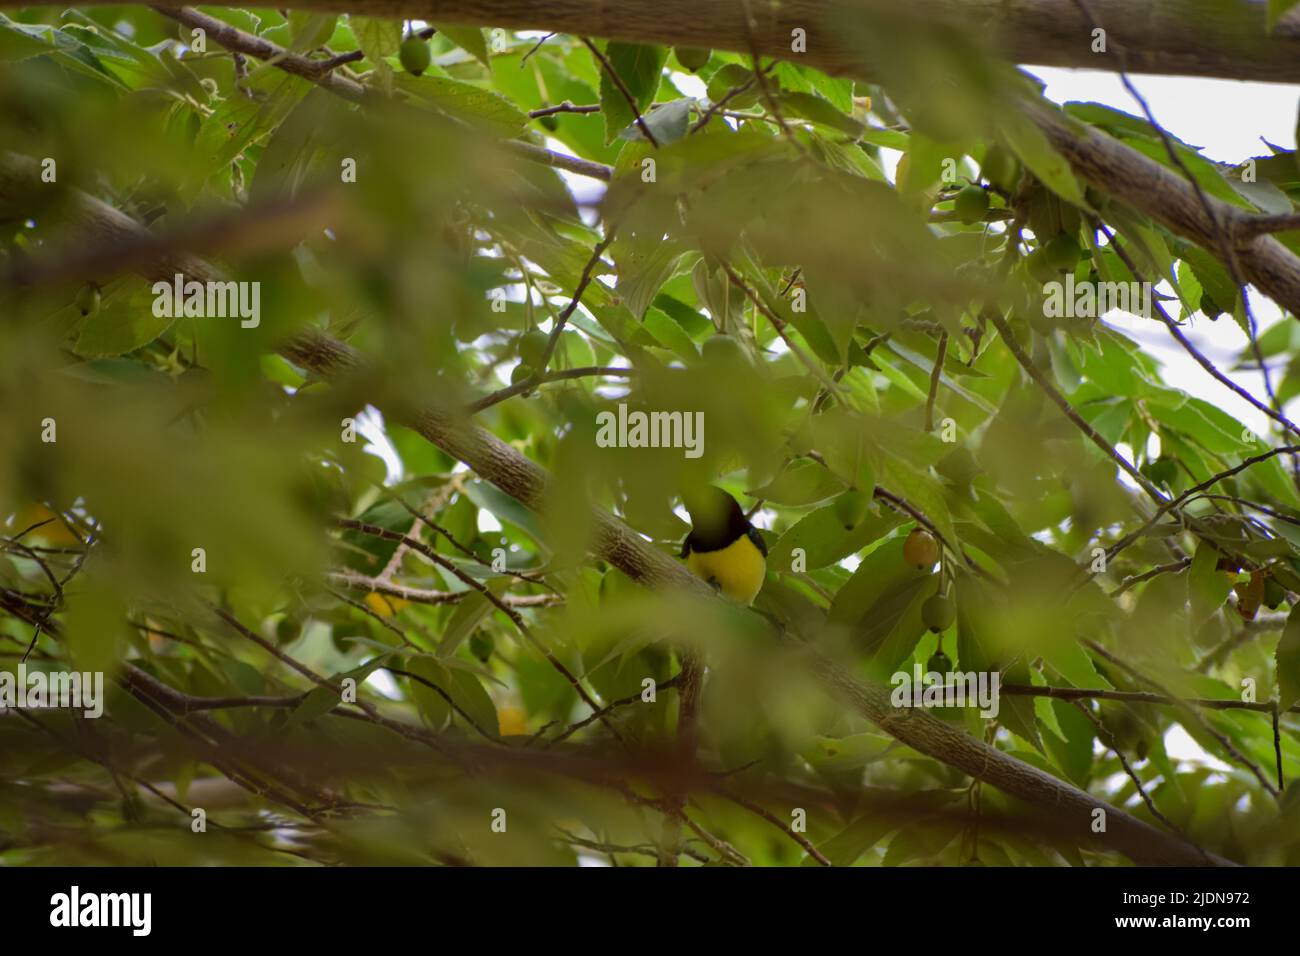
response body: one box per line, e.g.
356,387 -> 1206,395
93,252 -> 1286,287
683,486 -> 749,551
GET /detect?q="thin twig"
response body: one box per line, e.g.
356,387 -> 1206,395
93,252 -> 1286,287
1084,640 -> 1279,798
925,332 -> 949,433
581,38 -> 659,147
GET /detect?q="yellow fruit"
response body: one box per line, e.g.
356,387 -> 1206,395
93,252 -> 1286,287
902,528 -> 940,570
364,592 -> 409,618
498,705 -> 528,736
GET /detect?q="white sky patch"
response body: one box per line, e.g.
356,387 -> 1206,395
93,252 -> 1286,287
1029,68 -> 1300,435
364,668 -> 403,700
668,70 -> 708,100
1163,724 -> 1234,772
356,405 -> 403,484
1028,68 -> 1299,162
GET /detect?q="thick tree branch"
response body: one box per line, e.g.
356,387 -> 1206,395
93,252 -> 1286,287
12,1 -> 1299,84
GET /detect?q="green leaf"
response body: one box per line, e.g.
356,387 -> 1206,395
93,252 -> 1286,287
405,656 -> 453,730
997,108 -> 1085,206
1188,541 -> 1231,627
706,63 -> 761,109
0,15 -> 60,61
434,23 -> 489,66
397,74 -> 527,137
829,537 -> 928,626
351,15 -> 400,90
749,459 -> 845,506
1267,0 -> 1300,29
351,16 -> 401,63
447,668 -> 500,736
769,504 -> 902,571
780,91 -> 863,135
596,42 -> 667,144
1278,607 -> 1300,711
612,234 -> 683,319
999,660 -> 1043,752
439,590 -> 493,655
619,97 -> 693,145
71,281 -> 176,358
288,12 -> 337,53
462,480 -> 547,545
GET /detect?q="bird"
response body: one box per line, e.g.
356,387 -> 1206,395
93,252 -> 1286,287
680,486 -> 767,604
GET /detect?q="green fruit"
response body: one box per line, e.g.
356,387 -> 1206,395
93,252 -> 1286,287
674,47 -> 711,72
1025,250 -> 1057,285
936,446 -> 979,486
903,528 -> 940,570
833,489 -> 871,530
512,363 -> 536,385
75,283 -> 100,317
953,185 -> 990,225
1043,232 -> 1081,272
539,114 -> 559,132
1264,577 -> 1286,610
926,649 -> 953,674
518,329 -> 549,367
981,145 -> 1020,192
922,594 -> 956,633
469,632 -> 494,663
701,334 -> 746,364
399,36 -> 431,76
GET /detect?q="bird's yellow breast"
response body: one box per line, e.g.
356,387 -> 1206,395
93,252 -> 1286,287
686,534 -> 767,604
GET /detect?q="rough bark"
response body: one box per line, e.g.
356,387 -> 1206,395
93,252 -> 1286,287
6,1 -> 1300,83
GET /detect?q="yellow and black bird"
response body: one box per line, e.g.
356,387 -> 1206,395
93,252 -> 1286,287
680,486 -> 767,604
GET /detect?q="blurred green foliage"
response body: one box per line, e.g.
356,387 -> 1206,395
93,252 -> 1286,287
0,4 -> 1299,867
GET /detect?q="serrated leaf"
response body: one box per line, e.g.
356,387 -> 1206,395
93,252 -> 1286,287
397,74 -> 527,137
998,108 -> 1085,206
351,16 -> 401,62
